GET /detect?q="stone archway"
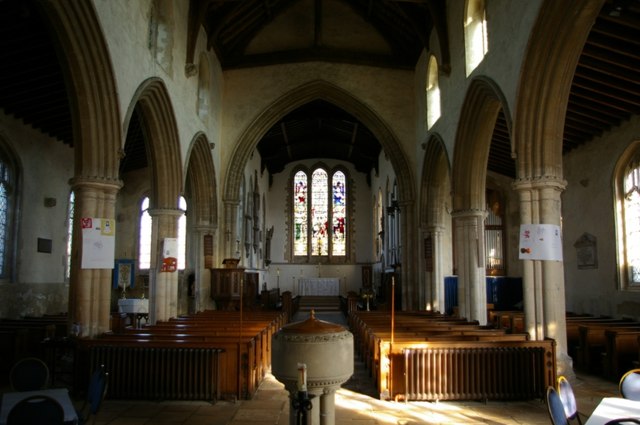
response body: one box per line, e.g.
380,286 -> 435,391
39,1 -> 122,337
419,134 -> 451,313
184,133 -> 218,311
512,0 -> 604,377
126,78 -> 183,322
222,80 -> 419,309
451,77 -> 512,324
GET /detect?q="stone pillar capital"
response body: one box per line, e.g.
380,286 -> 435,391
69,176 -> 123,193
512,176 -> 567,192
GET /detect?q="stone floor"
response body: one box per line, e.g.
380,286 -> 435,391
87,311 -> 621,425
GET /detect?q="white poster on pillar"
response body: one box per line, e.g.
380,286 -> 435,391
81,217 -> 116,269
518,224 -> 563,261
160,237 -> 178,272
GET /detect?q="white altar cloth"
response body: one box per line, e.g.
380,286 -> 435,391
297,278 -> 340,296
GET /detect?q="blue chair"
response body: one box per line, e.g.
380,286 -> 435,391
7,394 -> 64,425
619,368 -> 640,401
547,386 -> 569,425
9,357 -> 50,391
76,365 -> 109,425
557,375 -> 584,425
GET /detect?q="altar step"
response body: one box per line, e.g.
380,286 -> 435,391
298,296 -> 341,312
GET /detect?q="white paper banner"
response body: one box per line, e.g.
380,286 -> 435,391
160,237 -> 178,272
81,217 -> 115,269
519,224 -> 563,261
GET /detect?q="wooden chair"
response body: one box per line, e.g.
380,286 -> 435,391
9,357 -> 50,391
7,394 -> 64,425
619,368 -> 640,401
547,386 -> 569,425
557,375 -> 584,425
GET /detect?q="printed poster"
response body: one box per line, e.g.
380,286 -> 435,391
160,237 -> 178,272
81,217 -> 116,269
518,224 -> 563,261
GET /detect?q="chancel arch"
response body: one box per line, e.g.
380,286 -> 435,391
222,79 -> 418,308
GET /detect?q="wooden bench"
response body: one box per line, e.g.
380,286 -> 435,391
604,328 -> 640,380
575,322 -> 640,372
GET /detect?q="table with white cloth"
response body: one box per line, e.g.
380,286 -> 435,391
0,388 -> 78,425
297,277 -> 340,296
585,397 -> 640,425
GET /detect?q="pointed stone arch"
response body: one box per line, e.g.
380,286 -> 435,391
41,1 -> 121,180
420,134 -> 451,226
127,78 -> 183,210
452,77 -> 511,212
513,0 -> 603,180
185,133 -> 217,227
223,79 -> 418,307
37,1 -> 123,336
511,0 -> 604,377
223,80 -> 414,205
419,133 -> 451,312
451,76 -> 511,323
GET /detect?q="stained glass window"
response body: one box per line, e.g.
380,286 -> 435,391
293,171 -> 308,255
311,169 -> 328,256
65,191 -> 75,280
293,167 -> 348,258
332,171 -> 346,255
0,181 -> 7,276
624,162 -> 640,284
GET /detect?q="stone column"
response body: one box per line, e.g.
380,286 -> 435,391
513,177 -> 573,378
319,386 -> 339,425
68,177 -> 122,337
223,200 -> 240,259
148,208 -> 182,323
192,225 -> 216,312
451,209 -> 487,324
428,225 -> 446,313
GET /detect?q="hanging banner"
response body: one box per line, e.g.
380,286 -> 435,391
81,217 -> 116,269
518,224 -> 563,261
160,237 -> 178,272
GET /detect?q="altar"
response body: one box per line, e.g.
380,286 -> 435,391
297,278 -> 340,296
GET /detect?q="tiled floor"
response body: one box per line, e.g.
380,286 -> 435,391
87,311 -> 622,425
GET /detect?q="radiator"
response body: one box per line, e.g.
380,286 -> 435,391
400,346 -> 550,401
89,346 -> 223,402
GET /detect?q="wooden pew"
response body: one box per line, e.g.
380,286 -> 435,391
604,328 -> 640,380
79,310 -> 287,402
576,322 -> 640,372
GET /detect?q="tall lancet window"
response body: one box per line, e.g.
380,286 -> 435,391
332,171 -> 346,255
622,154 -> 640,286
293,171 -> 308,256
292,166 -> 349,261
311,169 -> 329,256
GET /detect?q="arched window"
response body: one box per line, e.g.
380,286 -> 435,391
138,197 -> 152,270
615,142 -> 640,290
426,55 -> 441,129
292,166 -> 348,260
0,147 -> 17,280
178,196 -> 187,270
65,191 -> 75,281
464,0 -> 489,77
138,196 -> 187,270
